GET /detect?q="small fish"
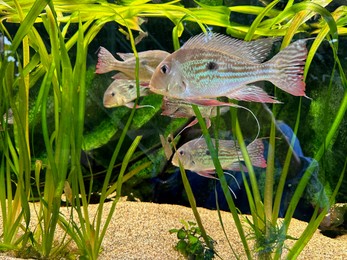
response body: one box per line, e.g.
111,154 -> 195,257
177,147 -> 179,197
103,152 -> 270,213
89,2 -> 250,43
171,138 -> 266,175
149,33 -> 308,103
161,96 -> 229,130
159,134 -> 174,160
103,79 -> 151,109
96,47 -> 170,81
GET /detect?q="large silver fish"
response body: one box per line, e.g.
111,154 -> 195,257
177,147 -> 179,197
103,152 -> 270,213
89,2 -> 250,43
171,138 -> 266,174
103,79 -> 150,109
96,47 -> 170,81
149,33 -> 308,104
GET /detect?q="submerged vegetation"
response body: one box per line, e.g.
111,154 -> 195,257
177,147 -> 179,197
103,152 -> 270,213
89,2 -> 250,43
0,0 -> 346,259
170,220 -> 216,259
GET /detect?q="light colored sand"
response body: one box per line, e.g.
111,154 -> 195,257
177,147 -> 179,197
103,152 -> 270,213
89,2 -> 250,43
0,200 -> 346,259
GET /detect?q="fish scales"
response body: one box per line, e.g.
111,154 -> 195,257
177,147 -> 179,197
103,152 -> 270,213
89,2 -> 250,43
164,51 -> 273,94
185,141 -> 240,169
179,52 -> 273,93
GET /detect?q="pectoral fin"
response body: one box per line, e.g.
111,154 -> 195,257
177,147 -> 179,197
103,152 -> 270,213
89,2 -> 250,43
125,102 -> 136,108
144,64 -> 156,74
196,170 -> 218,179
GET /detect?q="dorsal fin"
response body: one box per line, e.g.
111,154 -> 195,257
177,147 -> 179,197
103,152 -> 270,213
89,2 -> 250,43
182,33 -> 279,63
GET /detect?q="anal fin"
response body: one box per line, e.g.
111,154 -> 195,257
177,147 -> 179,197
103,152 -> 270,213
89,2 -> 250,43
226,85 -> 281,104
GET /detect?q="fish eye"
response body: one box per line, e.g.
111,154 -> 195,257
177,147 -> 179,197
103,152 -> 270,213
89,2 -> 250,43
205,150 -> 210,156
128,85 -> 134,89
111,92 -> 115,97
206,61 -> 218,71
160,64 -> 170,74
179,150 -> 184,156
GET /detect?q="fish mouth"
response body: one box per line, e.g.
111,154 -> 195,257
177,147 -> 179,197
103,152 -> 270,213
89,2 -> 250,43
103,102 -> 119,108
171,153 -> 179,166
103,99 -> 112,108
148,83 -> 168,96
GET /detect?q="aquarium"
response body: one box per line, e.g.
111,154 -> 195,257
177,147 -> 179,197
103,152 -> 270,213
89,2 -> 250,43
0,0 -> 346,259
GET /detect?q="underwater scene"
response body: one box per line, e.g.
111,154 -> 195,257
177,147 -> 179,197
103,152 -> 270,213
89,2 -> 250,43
0,0 -> 347,259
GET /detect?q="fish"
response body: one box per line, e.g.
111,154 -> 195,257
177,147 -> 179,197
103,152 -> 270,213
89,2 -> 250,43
171,138 -> 266,175
161,96 -> 229,119
96,47 -> 170,81
103,79 -> 151,109
162,96 -> 261,140
161,96 -> 229,131
159,133 -> 174,160
149,33 -> 308,103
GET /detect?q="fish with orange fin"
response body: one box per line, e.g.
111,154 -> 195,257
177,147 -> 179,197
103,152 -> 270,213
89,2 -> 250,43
149,33 -> 308,104
161,96 -> 229,132
171,138 -> 267,175
103,79 -> 153,109
96,47 -> 170,81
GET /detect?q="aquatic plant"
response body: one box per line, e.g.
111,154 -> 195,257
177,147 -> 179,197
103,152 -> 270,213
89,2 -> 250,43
0,0 -> 345,259
170,220 -> 216,259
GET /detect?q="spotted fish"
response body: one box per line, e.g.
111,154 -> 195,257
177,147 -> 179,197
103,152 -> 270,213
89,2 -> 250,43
171,138 -> 266,174
149,33 -> 308,104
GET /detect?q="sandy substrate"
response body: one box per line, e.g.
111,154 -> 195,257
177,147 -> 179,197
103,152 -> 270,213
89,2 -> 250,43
0,199 -> 346,259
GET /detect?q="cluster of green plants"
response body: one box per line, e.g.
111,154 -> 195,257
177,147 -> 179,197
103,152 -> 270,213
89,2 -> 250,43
0,0 -> 346,259
170,220 -> 216,259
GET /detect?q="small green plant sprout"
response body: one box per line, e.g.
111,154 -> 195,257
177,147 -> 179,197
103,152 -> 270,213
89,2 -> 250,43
244,217 -> 297,257
169,220 -> 216,260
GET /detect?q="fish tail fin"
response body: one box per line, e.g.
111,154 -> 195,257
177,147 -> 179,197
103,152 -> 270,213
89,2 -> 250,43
246,139 -> 267,168
96,47 -> 121,74
268,39 -> 308,97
